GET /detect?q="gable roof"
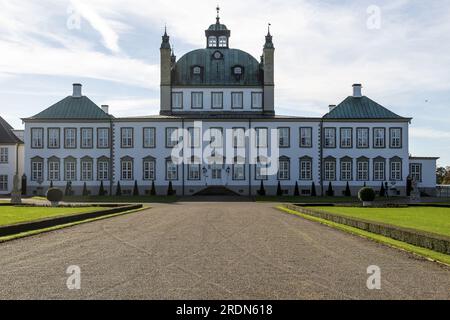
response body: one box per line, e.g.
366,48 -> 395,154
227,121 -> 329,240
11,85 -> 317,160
27,96 -> 112,120
0,117 -> 22,144
324,96 -> 408,120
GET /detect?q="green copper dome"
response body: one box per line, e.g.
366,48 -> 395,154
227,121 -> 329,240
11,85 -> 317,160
208,23 -> 228,31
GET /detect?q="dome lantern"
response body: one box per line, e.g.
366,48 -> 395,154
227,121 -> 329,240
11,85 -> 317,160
205,6 -> 231,49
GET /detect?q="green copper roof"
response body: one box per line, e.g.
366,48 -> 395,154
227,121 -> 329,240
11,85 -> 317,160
208,23 -> 228,31
0,116 -> 22,144
29,96 -> 112,120
324,96 -> 405,120
172,48 -> 262,86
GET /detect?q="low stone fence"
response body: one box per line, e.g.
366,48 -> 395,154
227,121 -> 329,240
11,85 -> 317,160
284,204 -> 450,255
0,204 -> 143,238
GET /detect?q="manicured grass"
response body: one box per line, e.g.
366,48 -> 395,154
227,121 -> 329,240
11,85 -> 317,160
0,206 -> 101,227
278,206 -> 450,266
315,206 -> 450,237
61,195 -> 178,203
256,196 -> 360,203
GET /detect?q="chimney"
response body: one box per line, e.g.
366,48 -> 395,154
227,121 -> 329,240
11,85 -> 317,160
101,105 -> 109,114
73,83 -> 82,98
329,105 -> 337,112
352,84 -> 362,98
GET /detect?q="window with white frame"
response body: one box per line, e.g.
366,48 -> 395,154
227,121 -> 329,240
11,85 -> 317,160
208,36 -> 217,47
374,161 -> 385,181
231,92 -> 243,109
121,128 -> 133,148
81,160 -> 93,181
166,128 -> 178,148
166,160 -> 178,180
48,161 -> 60,181
340,128 -> 352,148
188,164 -> 200,181
357,160 -> 369,181
341,161 -> 352,181
251,92 -> 263,109
31,161 -> 43,182
232,128 -> 245,148
278,159 -> 290,180
192,92 -> 203,109
300,127 -> 312,148
31,128 -> 43,148
64,160 -> 76,181
324,161 -> 336,181
48,128 -> 60,148
0,147 -> 8,163
255,128 -> 268,148
390,128 -> 402,148
211,92 -> 223,109
81,128 -> 93,148
300,159 -> 312,181
212,164 -> 222,179
143,160 -> 156,181
390,161 -> 402,181
410,163 -> 422,182
218,36 -> 227,47
193,66 -> 201,75
172,92 -> 183,109
0,175 -> 7,191
324,128 -> 336,148
374,128 -> 386,148
187,127 -> 201,148
97,128 -> 109,148
278,128 -> 290,148
210,128 -> 223,148
233,164 -> 245,180
98,161 -> 109,181
64,128 -> 76,148
356,128 -> 369,148
255,162 -> 268,180
143,128 -> 156,148
121,160 -> 133,181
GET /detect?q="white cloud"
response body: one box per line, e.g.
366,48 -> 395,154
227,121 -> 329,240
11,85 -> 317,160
100,97 -> 160,116
410,127 -> 450,140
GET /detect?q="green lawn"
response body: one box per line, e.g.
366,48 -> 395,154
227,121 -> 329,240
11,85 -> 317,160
315,206 -> 450,237
61,196 -> 178,203
0,206 -> 101,227
257,196 -> 360,203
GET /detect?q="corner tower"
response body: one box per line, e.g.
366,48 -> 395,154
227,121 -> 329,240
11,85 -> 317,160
160,27 -> 172,115
263,24 -> 275,115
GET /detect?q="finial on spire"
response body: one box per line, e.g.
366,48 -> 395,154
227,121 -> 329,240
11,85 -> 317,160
267,23 -> 272,35
161,24 -> 171,49
216,5 -> 220,23
264,23 -> 274,49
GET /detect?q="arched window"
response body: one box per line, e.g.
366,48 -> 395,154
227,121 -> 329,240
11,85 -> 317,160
208,36 -> 217,47
218,36 -> 227,47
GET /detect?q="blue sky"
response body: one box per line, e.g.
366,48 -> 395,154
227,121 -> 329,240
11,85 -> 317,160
0,0 -> 449,166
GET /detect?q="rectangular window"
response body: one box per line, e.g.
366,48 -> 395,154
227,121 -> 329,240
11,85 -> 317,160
0,148 -> 8,163
188,164 -> 201,181
374,128 -> 386,148
278,160 -> 290,180
212,165 -> 222,179
143,160 -> 156,181
143,128 -> 156,148
64,128 -> 77,149
48,161 -> 60,181
324,161 -> 336,181
233,164 -> 245,180
356,128 -> 369,148
251,92 -> 263,109
374,161 -> 385,181
390,128 -> 402,148
31,161 -> 43,182
0,175 -> 7,191
121,128 -> 134,148
210,128 -> 223,148
324,128 -> 336,148
31,128 -> 44,148
255,162 -> 268,180
48,128 -> 60,149
391,161 -> 402,181
341,161 -> 352,181
166,160 -> 178,180
357,161 -> 369,181
300,127 -> 312,148
98,161 -> 109,181
300,160 -> 312,181
278,128 -> 290,148
81,161 -> 93,181
172,92 -> 183,109
191,92 -> 203,109
232,128 -> 245,148
187,127 -> 201,148
121,161 -> 133,181
255,128 -> 268,148
231,92 -> 243,109
340,128 -> 352,148
64,161 -> 77,181
410,163 -> 422,182
211,92 -> 223,109
97,128 -> 110,148
81,128 -> 93,148
166,128 -> 178,148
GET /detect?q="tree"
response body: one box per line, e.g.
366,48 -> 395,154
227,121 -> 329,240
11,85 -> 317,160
311,182 -> 317,197
258,180 -> 266,196
64,181 -> 72,197
133,180 -> 140,196
150,181 -> 156,196
326,182 -> 334,197
379,182 -> 386,197
277,181 -> 283,197
437,166 -> 450,185
98,181 -> 106,197
116,181 -> 122,196
294,181 -> 300,197
167,181 -> 175,196
82,182 -> 89,197
344,182 -> 351,197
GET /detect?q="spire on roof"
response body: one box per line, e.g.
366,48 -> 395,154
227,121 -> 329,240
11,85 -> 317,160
161,24 -> 171,49
264,23 -> 274,49
216,5 -> 220,24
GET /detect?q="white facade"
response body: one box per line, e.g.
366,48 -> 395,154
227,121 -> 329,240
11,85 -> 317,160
0,138 -> 24,195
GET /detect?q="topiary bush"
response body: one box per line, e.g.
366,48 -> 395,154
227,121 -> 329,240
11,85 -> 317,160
358,187 -> 376,203
47,188 -> 63,206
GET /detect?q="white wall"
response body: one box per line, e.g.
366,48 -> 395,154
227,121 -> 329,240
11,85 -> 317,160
0,144 -> 22,194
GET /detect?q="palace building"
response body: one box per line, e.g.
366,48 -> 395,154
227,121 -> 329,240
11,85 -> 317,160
19,11 -> 438,197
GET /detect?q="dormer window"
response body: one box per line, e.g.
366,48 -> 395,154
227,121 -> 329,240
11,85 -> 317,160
208,36 -> 217,48
232,65 -> 244,80
218,36 -> 227,48
193,66 -> 202,75
233,66 -> 243,75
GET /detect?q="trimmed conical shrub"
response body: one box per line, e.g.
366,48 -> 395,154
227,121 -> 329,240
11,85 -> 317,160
150,180 -> 156,196
294,181 -> 300,197
99,181 -> 106,196
327,182 -> 334,197
116,181 -> 122,196
258,180 -> 266,196
133,180 -> 139,196
311,182 -> 317,197
379,182 -> 386,197
167,181 -> 175,196
344,182 -> 352,197
277,181 -> 283,197
82,182 -> 89,196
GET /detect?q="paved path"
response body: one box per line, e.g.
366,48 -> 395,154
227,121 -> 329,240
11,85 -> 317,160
0,202 -> 449,300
